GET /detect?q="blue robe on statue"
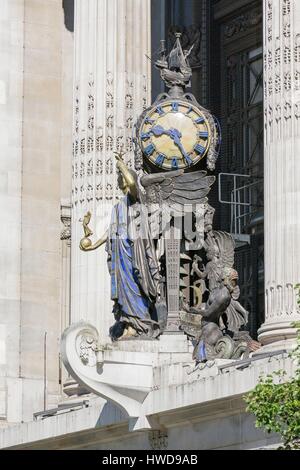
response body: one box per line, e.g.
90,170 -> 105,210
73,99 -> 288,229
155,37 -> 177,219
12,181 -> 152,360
106,194 -> 159,336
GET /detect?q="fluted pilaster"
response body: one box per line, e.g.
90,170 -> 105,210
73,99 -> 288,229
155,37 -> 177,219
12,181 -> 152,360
71,0 -> 151,340
259,0 -> 300,348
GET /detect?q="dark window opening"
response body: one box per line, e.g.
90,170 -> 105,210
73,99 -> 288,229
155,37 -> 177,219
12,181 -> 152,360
62,0 -> 74,33
151,0 -> 264,338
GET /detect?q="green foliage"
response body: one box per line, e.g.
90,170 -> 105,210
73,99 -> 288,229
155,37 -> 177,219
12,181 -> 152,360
244,285 -> 300,450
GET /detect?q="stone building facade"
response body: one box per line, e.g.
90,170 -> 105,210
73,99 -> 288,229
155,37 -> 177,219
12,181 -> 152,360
0,0 -> 73,424
0,0 -> 299,450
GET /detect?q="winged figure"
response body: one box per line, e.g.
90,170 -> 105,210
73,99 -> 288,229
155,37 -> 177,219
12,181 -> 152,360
202,230 -> 248,333
79,153 -> 165,341
189,230 -> 262,362
140,170 -> 215,244
141,169 -> 215,206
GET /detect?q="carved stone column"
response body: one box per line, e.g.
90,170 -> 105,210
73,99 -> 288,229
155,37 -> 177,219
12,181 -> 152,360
60,201 -> 73,397
71,0 -> 151,341
258,0 -> 300,349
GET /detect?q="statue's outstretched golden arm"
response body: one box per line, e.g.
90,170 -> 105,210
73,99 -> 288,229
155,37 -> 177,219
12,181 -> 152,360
114,151 -> 138,201
79,212 -> 108,251
82,211 -> 93,237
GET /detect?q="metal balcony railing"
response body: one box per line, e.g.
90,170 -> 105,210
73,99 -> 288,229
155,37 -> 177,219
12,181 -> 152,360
218,173 -> 263,246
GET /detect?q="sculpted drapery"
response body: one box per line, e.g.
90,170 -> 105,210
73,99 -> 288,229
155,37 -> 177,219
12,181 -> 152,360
80,153 -> 161,341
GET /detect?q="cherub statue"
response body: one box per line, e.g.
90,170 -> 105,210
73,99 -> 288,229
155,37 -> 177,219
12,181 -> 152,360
80,152 -> 163,341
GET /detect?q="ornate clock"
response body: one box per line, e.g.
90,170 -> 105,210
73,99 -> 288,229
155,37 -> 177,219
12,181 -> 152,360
138,99 -> 212,171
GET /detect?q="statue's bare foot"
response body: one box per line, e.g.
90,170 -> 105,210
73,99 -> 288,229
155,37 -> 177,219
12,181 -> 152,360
123,326 -> 138,338
118,325 -> 138,340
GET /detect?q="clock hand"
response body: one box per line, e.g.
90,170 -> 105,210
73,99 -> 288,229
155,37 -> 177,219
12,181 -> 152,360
149,126 -> 192,164
168,128 -> 183,147
150,125 -> 181,140
168,128 -> 193,165
150,125 -> 167,137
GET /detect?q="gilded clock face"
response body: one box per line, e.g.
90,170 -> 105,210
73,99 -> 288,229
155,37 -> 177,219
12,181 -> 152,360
139,100 -> 211,170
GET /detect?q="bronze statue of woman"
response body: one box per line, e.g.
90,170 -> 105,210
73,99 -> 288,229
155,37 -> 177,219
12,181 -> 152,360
80,152 -> 161,341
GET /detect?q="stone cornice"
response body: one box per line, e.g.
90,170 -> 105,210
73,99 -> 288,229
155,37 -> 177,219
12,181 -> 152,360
0,352 -> 293,449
